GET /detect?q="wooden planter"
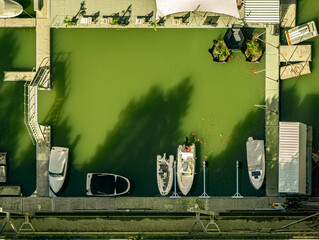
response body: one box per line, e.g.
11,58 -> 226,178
243,40 -> 264,63
209,40 -> 231,63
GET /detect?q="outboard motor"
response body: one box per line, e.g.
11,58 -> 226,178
185,136 -> 189,147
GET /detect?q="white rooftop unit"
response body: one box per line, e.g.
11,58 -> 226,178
279,122 -> 307,195
244,0 -> 280,24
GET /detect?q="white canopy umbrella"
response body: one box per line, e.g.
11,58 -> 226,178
155,0 -> 240,19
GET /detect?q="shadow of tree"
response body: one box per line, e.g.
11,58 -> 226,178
41,53 -> 71,126
0,30 -> 36,195
203,107 -> 265,197
63,77 -> 194,196
39,53 -> 81,195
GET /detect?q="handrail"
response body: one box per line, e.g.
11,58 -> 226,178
23,58 -> 50,146
23,82 -> 35,145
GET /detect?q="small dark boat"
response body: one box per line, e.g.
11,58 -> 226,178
86,173 -> 130,196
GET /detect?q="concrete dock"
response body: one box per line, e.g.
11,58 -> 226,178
0,18 -> 35,28
0,196 -> 285,214
265,25 -> 280,197
3,72 -> 35,81
49,0 -> 241,28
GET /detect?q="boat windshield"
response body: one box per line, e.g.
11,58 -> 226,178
49,164 -> 65,177
49,171 -> 63,177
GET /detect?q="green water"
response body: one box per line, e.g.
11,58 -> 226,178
38,28 -> 265,196
2,0 -> 319,197
0,28 -> 36,195
281,1 -> 319,194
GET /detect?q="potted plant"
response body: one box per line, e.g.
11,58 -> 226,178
64,16 -> 74,28
111,18 -> 119,26
244,39 -> 263,62
209,40 -> 231,62
149,20 -> 158,31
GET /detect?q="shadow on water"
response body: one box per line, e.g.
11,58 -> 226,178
40,53 -> 81,195
200,107 -> 265,197
62,77 -> 194,196
0,30 -> 36,196
280,85 -> 319,196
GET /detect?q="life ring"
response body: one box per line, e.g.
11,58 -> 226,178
186,146 -> 191,152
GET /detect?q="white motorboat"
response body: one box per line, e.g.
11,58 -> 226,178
246,137 -> 265,190
49,147 -> 69,194
177,143 -> 196,195
0,0 -> 23,18
86,173 -> 130,196
157,153 -> 174,196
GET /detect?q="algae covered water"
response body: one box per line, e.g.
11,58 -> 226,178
38,28 -> 265,197
2,0 -> 319,197
0,28 -> 36,195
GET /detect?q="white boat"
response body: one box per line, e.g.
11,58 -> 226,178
157,153 -> 174,196
177,143 -> 196,195
49,147 -> 69,194
246,137 -> 265,190
0,0 -> 23,18
285,21 -> 318,45
86,173 -> 130,196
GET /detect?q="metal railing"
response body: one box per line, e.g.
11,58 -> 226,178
23,58 -> 51,145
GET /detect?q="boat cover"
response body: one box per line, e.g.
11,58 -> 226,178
246,139 -> 264,169
0,0 -> 23,18
49,148 -> 68,174
155,0 -> 240,19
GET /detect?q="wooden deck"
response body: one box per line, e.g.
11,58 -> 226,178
279,45 -> 311,62
280,61 -> 311,80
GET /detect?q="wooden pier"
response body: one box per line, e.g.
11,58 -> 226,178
265,25 -> 280,197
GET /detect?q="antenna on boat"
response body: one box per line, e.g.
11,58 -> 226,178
199,161 -> 210,198
170,161 -> 180,198
232,160 -> 243,198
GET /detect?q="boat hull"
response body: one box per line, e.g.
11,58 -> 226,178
177,143 -> 195,195
49,147 -> 69,194
246,137 -> 265,190
86,173 -> 130,197
157,154 -> 174,196
0,0 -> 23,18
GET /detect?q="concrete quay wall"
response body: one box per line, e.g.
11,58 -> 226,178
0,197 -> 285,214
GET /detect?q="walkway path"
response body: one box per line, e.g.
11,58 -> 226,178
265,25 -> 280,197
3,71 -> 35,81
0,196 -> 285,214
33,0 -> 51,197
0,18 -> 35,27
